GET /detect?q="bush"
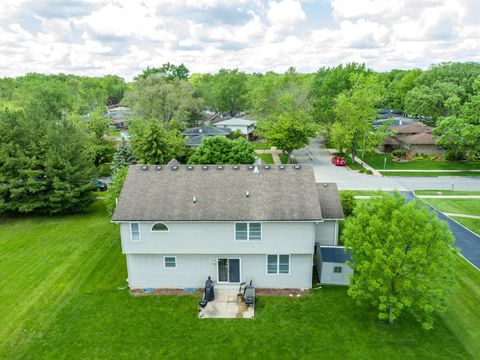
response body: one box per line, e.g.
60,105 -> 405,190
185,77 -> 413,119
106,167 -> 128,215
340,191 -> 355,217
392,149 -> 407,159
445,150 -> 465,161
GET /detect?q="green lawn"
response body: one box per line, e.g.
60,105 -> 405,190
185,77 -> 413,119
279,154 -> 297,164
256,153 -> 274,164
450,217 -> 480,236
251,141 -> 271,150
382,171 -> 480,177
1,200 -> 479,359
420,198 -> 480,216
416,190 -> 480,196
362,153 -> 480,171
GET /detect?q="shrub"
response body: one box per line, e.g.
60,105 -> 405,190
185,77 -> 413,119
392,149 -> 407,159
445,150 -> 465,161
340,191 -> 355,217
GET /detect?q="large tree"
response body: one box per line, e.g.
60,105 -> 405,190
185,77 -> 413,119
112,139 -> 136,176
134,63 -> 190,81
130,119 -> 188,164
343,192 -> 456,330
188,136 -> 255,165
0,105 -> 95,215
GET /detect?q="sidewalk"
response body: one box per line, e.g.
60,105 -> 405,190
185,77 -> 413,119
381,169 -> 480,172
444,213 -> 480,219
416,195 -> 480,199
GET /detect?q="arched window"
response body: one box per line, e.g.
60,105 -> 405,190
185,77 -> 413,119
151,223 -> 169,232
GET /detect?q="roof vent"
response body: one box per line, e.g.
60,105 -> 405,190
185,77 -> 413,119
193,196 -> 197,203
248,165 -> 254,170
253,166 -> 259,174
202,165 -> 209,170
294,165 -> 302,170
264,165 -> 270,170
187,166 -> 194,170
279,165 -> 285,170
217,165 -> 223,170
323,183 -> 328,187
141,166 -> 148,171
171,165 -> 179,171
155,165 -> 162,170
246,191 -> 250,197
232,165 -> 240,170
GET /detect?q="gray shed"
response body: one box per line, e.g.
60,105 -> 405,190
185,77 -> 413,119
315,245 -> 353,286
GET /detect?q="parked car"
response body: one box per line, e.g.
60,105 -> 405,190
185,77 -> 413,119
92,179 -> 108,191
331,156 -> 346,166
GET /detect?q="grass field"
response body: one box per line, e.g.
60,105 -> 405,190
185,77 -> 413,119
420,198 -> 480,216
256,153 -> 274,164
1,200 -> 479,359
450,217 -> 480,236
415,190 -> 480,196
362,153 -> 480,171
251,141 -> 271,150
382,171 -> 480,177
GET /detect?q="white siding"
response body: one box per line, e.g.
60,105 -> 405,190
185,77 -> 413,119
127,254 -> 312,289
315,220 -> 338,245
120,221 -> 317,255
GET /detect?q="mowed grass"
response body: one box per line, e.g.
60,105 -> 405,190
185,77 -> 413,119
251,141 -> 271,150
421,198 -> 480,216
362,153 -> 480,171
0,201 -> 479,359
450,217 -> 480,236
416,190 -> 480,196
381,171 -> 480,177
256,153 -> 274,164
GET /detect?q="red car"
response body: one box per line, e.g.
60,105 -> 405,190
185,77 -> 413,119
331,156 -> 346,166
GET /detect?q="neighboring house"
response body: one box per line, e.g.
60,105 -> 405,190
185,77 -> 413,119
112,161 -> 345,289
182,126 -> 230,148
214,118 -> 256,139
314,245 -> 353,286
383,124 -> 440,156
105,105 -> 132,129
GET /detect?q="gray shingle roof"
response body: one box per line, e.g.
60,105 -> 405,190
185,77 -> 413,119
316,183 -> 344,219
319,246 -> 352,263
112,164 -> 343,222
182,126 -> 230,137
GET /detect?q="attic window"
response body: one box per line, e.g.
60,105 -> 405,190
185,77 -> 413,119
151,223 -> 169,232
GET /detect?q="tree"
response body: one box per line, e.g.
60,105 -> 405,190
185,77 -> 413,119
0,106 -> 95,215
339,191 -> 356,217
434,116 -> 480,160
124,75 -> 203,125
112,139 -> 136,176
256,92 -> 317,162
130,119 -> 188,164
343,192 -> 456,329
106,166 -> 128,215
333,74 -> 383,162
188,136 -> 255,165
134,63 -> 190,81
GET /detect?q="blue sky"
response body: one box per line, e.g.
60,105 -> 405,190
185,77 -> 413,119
0,0 -> 479,80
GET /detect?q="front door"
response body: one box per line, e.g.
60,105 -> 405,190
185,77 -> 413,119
217,258 -> 240,283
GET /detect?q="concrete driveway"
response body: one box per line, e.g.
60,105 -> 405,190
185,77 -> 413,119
294,137 -> 480,191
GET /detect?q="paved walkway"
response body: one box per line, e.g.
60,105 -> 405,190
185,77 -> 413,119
444,213 -> 480,219
402,192 -> 480,270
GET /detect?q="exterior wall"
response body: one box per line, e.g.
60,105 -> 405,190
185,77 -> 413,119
120,221 -> 317,255
319,262 -> 353,286
408,144 -> 441,156
126,253 -> 312,289
216,124 -> 254,135
315,220 -> 338,246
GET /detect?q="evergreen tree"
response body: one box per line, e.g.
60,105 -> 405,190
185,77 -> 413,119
112,139 -> 135,176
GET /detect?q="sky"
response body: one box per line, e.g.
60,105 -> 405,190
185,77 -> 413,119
1,0 -> 479,80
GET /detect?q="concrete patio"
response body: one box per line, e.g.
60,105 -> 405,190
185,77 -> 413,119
198,285 -> 254,319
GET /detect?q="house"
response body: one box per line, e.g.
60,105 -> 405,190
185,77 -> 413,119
214,118 -> 256,139
182,126 -> 230,147
383,124 -> 440,156
314,245 -> 353,285
104,105 -> 132,129
112,162 -> 345,290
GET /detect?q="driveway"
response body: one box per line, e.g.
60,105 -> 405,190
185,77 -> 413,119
402,192 -> 480,270
294,137 -> 480,191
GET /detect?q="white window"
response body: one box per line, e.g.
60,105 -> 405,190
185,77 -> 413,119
151,223 -> 169,232
235,222 -> 262,241
164,256 -> 176,268
130,222 -> 140,242
267,255 -> 290,275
